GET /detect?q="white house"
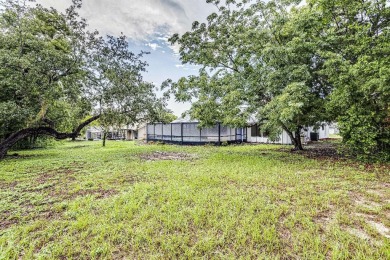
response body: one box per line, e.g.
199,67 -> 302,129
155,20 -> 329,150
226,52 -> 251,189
246,123 -> 330,144
85,125 -> 139,141
137,123 -> 147,140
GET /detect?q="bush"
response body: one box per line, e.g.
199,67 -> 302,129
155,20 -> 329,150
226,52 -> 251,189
12,136 -> 56,150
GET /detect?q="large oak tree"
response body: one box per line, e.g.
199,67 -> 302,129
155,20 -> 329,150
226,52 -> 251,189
168,0 -> 329,150
0,0 -> 165,158
168,0 -> 389,159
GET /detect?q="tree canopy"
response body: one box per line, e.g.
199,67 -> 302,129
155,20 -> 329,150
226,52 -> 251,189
168,0 -> 389,160
0,0 -> 166,158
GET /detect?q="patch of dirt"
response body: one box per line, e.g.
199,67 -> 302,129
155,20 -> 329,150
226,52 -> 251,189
367,220 -> 390,238
351,213 -> 390,240
0,211 -> 18,230
313,207 -> 338,234
0,162 -> 119,231
351,193 -> 390,239
49,188 -> 118,200
314,214 -> 334,229
35,163 -> 84,185
0,219 -> 19,230
277,215 -> 295,257
0,188 -> 119,230
365,189 -> 387,198
296,142 -> 344,160
354,196 -> 382,210
347,228 -> 371,240
0,181 -> 18,190
139,151 -> 197,161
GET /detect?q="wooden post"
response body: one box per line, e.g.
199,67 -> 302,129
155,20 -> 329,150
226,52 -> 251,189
146,124 -> 149,142
181,123 -> 183,144
218,123 -> 221,145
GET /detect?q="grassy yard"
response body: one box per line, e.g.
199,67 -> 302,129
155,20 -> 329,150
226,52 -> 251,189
0,141 -> 389,259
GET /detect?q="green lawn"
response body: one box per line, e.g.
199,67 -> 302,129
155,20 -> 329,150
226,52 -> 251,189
0,141 -> 389,259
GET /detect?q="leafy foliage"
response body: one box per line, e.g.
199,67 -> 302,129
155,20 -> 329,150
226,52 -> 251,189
168,0 -> 389,159
307,0 -> 390,161
0,0 -> 165,155
168,0 -> 330,150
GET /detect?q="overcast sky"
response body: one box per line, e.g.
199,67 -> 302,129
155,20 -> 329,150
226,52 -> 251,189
36,0 -> 217,116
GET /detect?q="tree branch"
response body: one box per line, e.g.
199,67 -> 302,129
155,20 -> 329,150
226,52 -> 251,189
0,115 -> 100,159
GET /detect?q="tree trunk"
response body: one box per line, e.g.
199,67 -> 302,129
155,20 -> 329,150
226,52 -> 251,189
102,132 -> 107,147
0,115 -> 100,160
279,122 -> 304,151
294,127 -> 304,150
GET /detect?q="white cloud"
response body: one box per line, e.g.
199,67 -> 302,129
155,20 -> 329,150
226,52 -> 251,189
36,0 -> 215,42
175,64 -> 185,68
145,43 -> 161,51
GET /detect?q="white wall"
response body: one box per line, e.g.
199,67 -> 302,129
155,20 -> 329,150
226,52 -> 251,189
138,125 -> 147,140
247,123 -> 330,144
247,128 -> 293,144
307,124 -> 330,140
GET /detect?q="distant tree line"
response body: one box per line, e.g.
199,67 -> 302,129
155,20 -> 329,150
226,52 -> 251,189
167,0 -> 389,161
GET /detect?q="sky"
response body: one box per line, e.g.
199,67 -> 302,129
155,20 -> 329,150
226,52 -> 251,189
35,0 -> 217,116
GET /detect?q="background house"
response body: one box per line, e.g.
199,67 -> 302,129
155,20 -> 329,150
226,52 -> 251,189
246,123 -> 330,144
85,125 -> 139,141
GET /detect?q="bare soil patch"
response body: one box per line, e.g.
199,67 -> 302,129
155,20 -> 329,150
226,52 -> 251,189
49,188 -> 118,200
353,195 -> 382,210
0,162 -> 119,231
347,228 -> 371,240
350,191 -> 390,239
0,180 -> 18,190
0,211 -> 18,230
296,142 -> 344,159
313,210 -> 336,232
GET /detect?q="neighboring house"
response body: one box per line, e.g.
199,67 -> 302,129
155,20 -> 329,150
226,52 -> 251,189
247,123 -> 330,144
146,116 -> 330,145
85,125 -> 139,141
137,123 -> 147,140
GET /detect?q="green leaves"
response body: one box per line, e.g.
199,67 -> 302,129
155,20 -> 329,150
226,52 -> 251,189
314,0 -> 390,160
168,0 -> 328,149
0,0 -> 166,150
168,0 -> 389,158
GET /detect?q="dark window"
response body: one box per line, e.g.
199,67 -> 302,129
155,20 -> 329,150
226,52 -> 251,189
251,125 -> 260,137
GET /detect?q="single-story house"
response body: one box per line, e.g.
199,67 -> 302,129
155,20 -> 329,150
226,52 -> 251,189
85,125 -> 139,141
146,118 -> 330,145
247,123 -> 330,144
